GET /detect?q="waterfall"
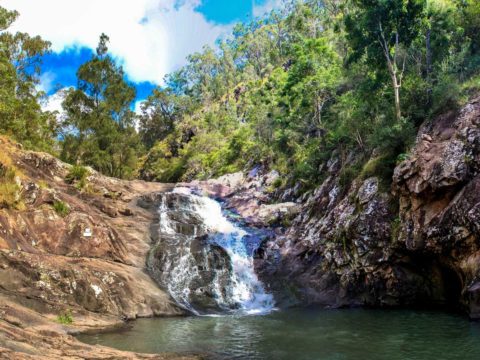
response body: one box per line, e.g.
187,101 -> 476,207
149,187 -> 275,316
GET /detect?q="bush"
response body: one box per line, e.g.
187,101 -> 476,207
272,177 -> 283,189
360,155 -> 395,181
0,182 -> 21,209
57,310 -> 73,325
0,153 -> 23,209
53,200 -> 70,217
65,165 -> 89,189
431,75 -> 461,116
338,164 -> 361,191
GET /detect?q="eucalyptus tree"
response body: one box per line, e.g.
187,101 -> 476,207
61,34 -> 141,179
345,0 -> 426,121
0,6 -> 56,151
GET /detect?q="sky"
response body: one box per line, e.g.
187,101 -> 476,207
2,0 -> 281,112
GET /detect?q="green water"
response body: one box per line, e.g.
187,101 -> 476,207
78,309 -> 480,360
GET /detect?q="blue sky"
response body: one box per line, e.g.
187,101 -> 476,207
3,0 -> 279,110
198,0 -> 255,23
40,48 -> 158,102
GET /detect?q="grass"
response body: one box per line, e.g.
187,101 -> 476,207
461,74 -> 480,100
53,200 -> 70,217
0,151 -> 24,209
38,180 -> 49,189
65,165 -> 89,190
56,310 -> 73,325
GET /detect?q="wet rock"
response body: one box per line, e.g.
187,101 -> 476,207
147,192 -> 237,314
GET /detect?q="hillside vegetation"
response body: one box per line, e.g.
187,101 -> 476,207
1,1 -> 480,191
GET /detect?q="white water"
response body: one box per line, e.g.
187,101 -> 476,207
157,187 -> 275,315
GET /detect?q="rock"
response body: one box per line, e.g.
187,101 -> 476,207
422,133 -> 433,142
93,199 -> 119,218
147,192 -> 237,314
257,202 -> 300,225
119,207 -> 135,216
357,178 -> 378,205
253,96 -> 480,318
0,138 -> 185,358
263,170 -> 280,186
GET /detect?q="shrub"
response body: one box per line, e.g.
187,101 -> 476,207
360,155 -> 394,179
37,180 -> 49,189
338,164 -> 361,191
272,177 -> 283,189
0,153 -> 23,209
57,310 -> 73,325
0,182 -> 21,209
431,75 -> 461,116
53,200 -> 70,217
65,165 -> 89,189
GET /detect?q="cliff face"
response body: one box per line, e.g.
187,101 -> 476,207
252,96 -> 480,318
0,137 -> 194,359
393,96 -> 480,318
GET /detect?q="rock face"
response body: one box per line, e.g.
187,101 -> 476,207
254,175 -> 430,309
250,97 -> 480,318
393,96 -> 480,317
0,137 -> 194,359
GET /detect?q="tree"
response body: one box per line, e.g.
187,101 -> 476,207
345,0 -> 426,120
460,0 -> 480,55
0,6 -> 56,151
61,34 -> 141,179
138,88 -> 178,149
284,37 -> 341,136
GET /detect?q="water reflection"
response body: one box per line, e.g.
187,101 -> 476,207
79,309 -> 480,360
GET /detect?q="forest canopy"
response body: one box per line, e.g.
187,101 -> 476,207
1,0 -> 479,190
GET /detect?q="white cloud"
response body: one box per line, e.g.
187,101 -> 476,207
36,71 -> 56,94
253,0 -> 283,18
134,100 -> 145,116
40,88 -> 68,117
133,101 -> 145,132
3,0 -> 232,84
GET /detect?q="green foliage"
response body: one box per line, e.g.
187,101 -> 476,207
65,165 -> 92,191
391,217 -> 402,241
65,165 -> 89,186
360,154 -> 399,190
135,0 -> 480,188
0,6 -> 57,152
0,151 -> 22,209
339,164 -> 361,192
2,1 -> 480,192
59,34 -> 142,179
53,200 -> 70,217
37,180 -> 49,189
56,310 -> 73,325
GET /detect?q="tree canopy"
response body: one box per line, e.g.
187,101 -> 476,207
0,1 -> 479,187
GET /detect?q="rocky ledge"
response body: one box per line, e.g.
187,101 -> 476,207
251,96 -> 480,318
0,137 -> 199,359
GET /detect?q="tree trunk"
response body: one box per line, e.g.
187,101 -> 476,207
426,28 -> 432,78
394,82 -> 401,121
388,65 -> 402,121
379,25 -> 404,122
426,27 -> 433,104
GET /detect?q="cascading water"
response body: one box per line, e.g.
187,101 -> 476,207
148,187 -> 275,316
